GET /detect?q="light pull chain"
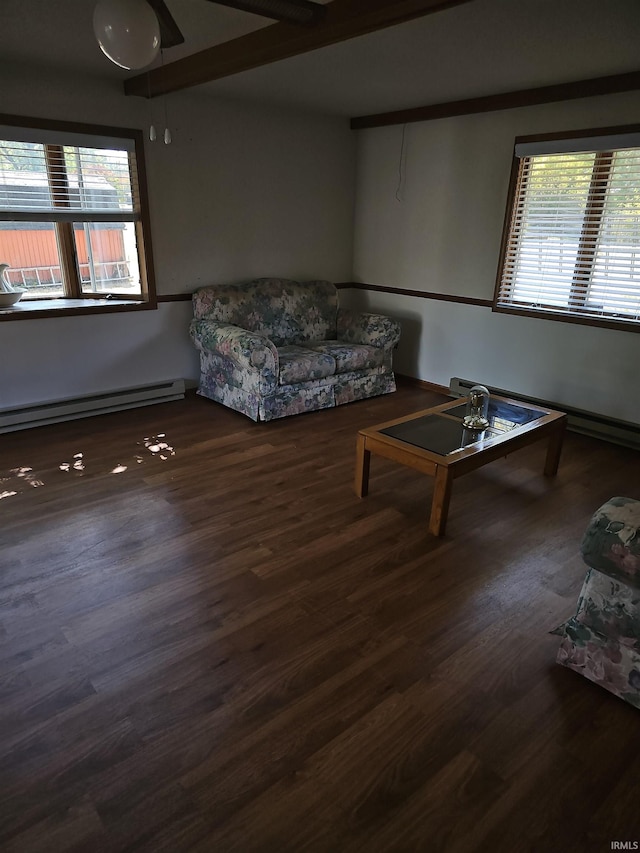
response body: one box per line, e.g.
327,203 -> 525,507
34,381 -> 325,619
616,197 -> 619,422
395,123 -> 406,202
161,50 -> 171,145
147,69 -> 157,142
147,53 -> 171,145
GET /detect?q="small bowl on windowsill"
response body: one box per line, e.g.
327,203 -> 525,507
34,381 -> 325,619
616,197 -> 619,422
0,290 -> 25,308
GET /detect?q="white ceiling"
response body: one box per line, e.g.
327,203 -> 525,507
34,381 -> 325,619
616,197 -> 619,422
3,0 -> 640,117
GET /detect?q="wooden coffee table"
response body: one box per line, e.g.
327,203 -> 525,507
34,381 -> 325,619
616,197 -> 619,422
355,394 -> 567,537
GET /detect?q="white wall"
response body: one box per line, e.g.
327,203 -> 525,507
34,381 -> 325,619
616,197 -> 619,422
351,91 -> 640,423
0,63 -> 356,409
4,62 -> 640,423
1,302 -> 195,408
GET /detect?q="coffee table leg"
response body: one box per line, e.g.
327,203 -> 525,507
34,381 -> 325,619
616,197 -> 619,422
544,417 -> 567,476
429,465 -> 453,537
355,434 -> 371,498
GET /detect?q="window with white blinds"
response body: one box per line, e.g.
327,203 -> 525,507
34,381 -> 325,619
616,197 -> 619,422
0,116 -> 154,309
494,127 -> 640,331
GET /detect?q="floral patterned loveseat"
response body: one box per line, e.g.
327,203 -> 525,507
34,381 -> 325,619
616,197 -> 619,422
189,278 -> 401,422
554,496 -> 640,709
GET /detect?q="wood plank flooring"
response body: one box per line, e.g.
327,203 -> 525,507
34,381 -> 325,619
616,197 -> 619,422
1,384 -> 640,852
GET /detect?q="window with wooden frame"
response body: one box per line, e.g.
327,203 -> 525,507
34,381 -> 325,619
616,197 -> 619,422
0,115 -> 155,317
494,125 -> 640,332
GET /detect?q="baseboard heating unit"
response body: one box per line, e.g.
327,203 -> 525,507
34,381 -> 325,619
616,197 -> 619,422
450,377 -> 640,450
0,379 -> 186,433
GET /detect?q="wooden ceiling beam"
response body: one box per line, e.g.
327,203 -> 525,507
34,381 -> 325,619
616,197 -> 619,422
350,70 -> 640,129
124,0 -> 473,98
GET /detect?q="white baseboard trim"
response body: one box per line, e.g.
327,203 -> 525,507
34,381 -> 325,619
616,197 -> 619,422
0,379 -> 186,433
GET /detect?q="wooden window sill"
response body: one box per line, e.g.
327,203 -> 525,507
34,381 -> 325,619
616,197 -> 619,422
0,297 -> 156,321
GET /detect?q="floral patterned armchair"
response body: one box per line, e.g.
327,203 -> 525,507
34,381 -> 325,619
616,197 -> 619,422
189,278 -> 401,422
554,496 -> 640,709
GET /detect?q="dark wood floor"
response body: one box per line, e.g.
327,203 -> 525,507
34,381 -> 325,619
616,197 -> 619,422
2,384 -> 640,853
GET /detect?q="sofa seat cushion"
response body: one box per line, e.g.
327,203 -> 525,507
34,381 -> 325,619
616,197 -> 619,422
307,340 -> 384,374
277,345 -> 336,386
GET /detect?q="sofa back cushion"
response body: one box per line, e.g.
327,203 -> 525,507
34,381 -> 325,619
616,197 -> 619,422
193,278 -> 338,347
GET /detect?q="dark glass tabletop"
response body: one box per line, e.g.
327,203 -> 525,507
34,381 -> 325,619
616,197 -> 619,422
380,399 -> 546,456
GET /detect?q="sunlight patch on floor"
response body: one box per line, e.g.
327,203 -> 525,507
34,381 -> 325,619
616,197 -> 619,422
2,431 -> 176,496
143,433 -> 175,461
10,467 -> 44,487
0,466 -> 44,500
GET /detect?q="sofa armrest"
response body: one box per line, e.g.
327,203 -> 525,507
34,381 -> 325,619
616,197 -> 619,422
581,496 -> 640,587
189,320 -> 278,375
337,309 -> 401,350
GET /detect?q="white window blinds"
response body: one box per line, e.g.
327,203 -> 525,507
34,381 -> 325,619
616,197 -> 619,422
0,136 -> 139,223
495,134 -> 640,327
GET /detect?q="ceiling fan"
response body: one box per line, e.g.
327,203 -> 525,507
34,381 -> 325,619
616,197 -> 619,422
94,0 -> 327,71
151,0 -> 326,47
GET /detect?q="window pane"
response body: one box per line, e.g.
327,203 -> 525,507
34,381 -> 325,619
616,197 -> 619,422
74,222 -> 141,296
509,154 -> 593,307
587,150 -> 640,318
0,141 -> 53,213
63,146 -> 133,213
0,221 -> 64,298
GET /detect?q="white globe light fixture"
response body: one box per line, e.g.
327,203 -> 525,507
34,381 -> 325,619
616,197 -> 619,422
93,0 -> 161,70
